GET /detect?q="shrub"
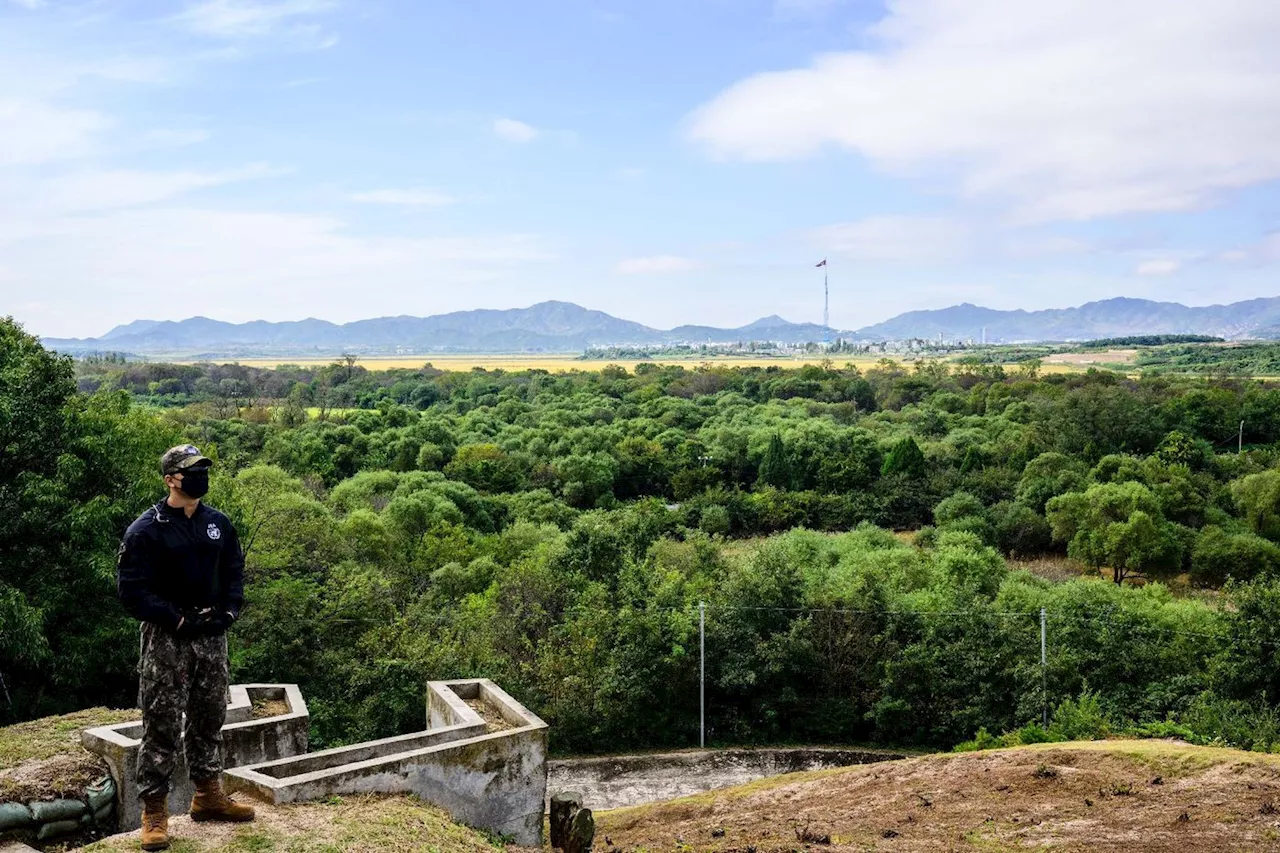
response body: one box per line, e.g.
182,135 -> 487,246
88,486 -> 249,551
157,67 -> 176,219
934,492 -> 986,525
1048,690 -> 1111,741
1180,691 -> 1280,751
1191,526 -> 1280,585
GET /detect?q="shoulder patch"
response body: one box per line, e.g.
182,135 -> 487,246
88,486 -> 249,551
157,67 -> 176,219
207,523 -> 222,541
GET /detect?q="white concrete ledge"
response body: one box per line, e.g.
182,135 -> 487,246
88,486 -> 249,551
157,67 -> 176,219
81,683 -> 308,830
225,679 -> 548,845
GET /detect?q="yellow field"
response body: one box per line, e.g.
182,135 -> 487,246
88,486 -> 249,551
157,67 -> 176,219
183,353 -> 1114,375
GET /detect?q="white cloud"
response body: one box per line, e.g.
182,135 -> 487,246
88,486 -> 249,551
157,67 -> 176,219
174,0 -> 337,48
33,164 -> 279,213
1219,233 -> 1280,265
8,0 -> 45,9
0,99 -> 109,166
689,0 -> 1280,222
3,206 -> 554,336
615,255 -> 703,275
803,214 -> 1095,263
492,118 -> 538,143
810,215 -> 972,261
1135,259 -> 1181,276
350,188 -> 455,206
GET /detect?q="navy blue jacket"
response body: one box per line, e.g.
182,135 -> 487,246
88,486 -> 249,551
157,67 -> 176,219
116,499 -> 245,630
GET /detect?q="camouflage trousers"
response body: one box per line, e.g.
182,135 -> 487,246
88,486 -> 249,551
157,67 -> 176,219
136,622 -> 229,799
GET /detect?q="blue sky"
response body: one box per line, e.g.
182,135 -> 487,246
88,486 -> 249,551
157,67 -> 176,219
3,0 -> 1279,338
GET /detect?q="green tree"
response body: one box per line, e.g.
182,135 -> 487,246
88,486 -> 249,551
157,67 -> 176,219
1016,452 -> 1086,512
881,435 -> 926,478
1046,482 -> 1182,584
1191,526 -> 1280,586
1230,470 -> 1280,542
0,318 -> 177,719
757,433 -> 792,489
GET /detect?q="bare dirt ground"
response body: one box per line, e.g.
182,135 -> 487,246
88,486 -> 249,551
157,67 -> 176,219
1006,554 -> 1089,583
1043,349 -> 1138,366
596,739 -> 1280,852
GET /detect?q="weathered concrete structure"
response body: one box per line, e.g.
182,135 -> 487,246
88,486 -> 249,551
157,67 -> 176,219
225,679 -> 548,845
81,683 -> 308,830
549,746 -> 906,810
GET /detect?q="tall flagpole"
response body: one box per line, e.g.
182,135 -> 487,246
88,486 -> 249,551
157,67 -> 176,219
823,264 -> 829,343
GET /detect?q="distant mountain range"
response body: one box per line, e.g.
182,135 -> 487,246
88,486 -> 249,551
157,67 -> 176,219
855,296 -> 1280,342
44,301 -> 840,357
41,296 -> 1280,357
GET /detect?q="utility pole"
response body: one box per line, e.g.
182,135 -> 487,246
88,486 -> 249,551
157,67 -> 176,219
1240,420 -> 1245,454
1040,607 -> 1048,728
699,602 -> 706,748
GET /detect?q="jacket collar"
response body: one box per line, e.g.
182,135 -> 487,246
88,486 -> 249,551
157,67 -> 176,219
156,497 -> 201,520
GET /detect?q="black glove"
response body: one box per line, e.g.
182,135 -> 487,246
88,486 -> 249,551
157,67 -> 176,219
175,608 -> 233,638
174,614 -> 204,640
201,611 -> 234,636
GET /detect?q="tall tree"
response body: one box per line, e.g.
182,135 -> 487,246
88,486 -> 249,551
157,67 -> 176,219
757,433 -> 792,490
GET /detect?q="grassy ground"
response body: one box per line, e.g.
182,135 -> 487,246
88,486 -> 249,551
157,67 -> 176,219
596,738 -> 1280,852
0,708 -> 136,802
0,709 -> 135,767
82,794 -> 511,853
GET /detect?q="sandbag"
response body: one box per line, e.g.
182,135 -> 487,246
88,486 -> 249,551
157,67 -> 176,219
0,801 -> 33,830
36,817 -> 81,841
86,776 -> 116,813
29,798 -> 87,823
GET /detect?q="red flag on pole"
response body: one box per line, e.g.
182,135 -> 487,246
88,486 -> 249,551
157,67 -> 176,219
815,259 -> 827,267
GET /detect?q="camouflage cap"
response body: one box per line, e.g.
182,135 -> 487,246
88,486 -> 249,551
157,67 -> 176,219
160,444 -> 212,475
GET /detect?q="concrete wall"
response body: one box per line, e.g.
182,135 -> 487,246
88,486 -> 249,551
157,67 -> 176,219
549,747 -> 906,810
225,679 -> 548,845
81,683 -> 308,830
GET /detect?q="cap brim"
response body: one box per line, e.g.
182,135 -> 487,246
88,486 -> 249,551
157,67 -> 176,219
171,455 -> 212,472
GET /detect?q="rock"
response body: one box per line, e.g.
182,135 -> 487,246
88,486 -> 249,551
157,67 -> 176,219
551,791 -> 583,850
565,807 -> 595,853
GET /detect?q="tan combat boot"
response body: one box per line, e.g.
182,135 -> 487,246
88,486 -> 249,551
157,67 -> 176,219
190,777 -> 255,822
140,791 -> 170,851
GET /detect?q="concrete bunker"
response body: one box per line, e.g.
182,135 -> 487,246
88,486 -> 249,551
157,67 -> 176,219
81,683 -> 309,830
224,678 -> 548,846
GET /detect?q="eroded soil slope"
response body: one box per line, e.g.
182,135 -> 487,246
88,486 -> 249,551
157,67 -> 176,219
597,740 -> 1280,852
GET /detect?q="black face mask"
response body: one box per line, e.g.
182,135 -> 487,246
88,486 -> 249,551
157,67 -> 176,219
178,469 -> 210,499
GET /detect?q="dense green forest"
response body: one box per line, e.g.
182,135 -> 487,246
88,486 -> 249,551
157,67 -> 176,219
8,318 -> 1280,756
1134,342 -> 1280,376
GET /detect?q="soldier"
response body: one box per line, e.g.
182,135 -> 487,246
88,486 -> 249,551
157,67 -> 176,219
116,444 -> 255,851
